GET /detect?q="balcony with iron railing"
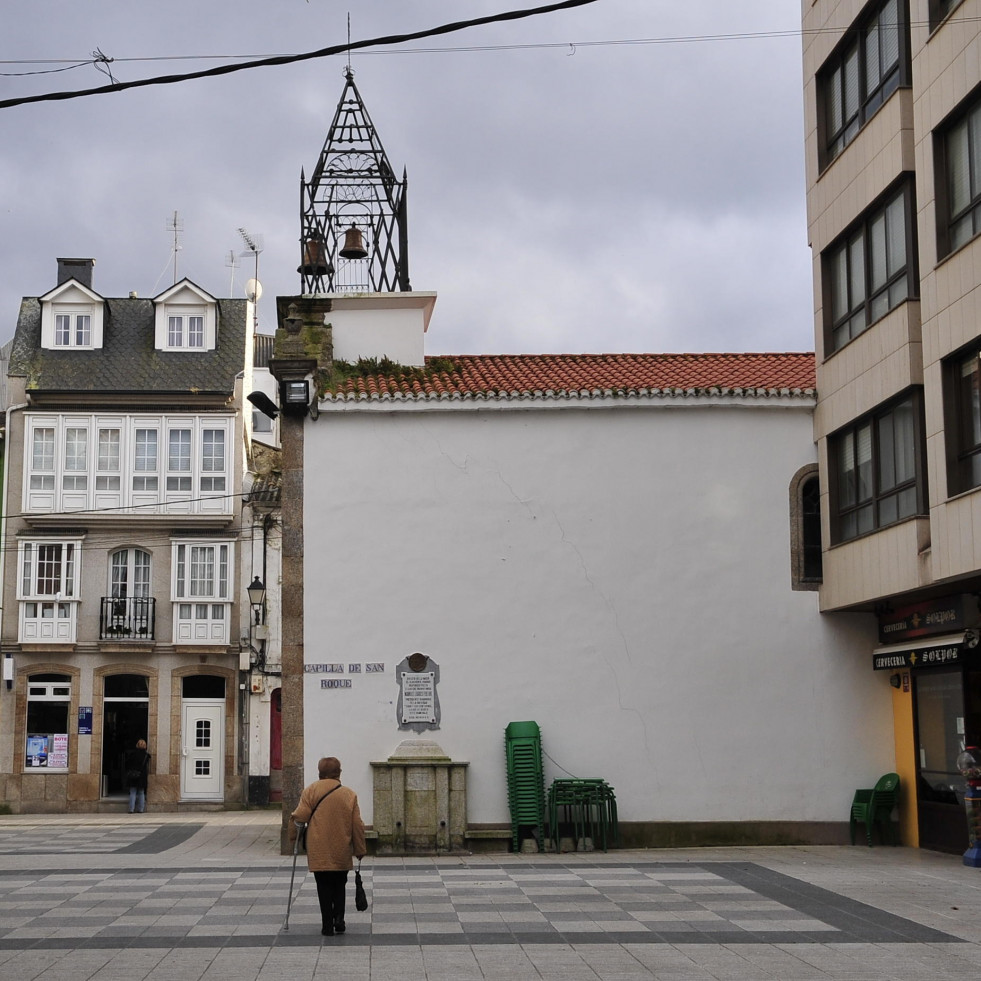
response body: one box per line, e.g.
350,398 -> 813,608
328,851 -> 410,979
99,596 -> 155,641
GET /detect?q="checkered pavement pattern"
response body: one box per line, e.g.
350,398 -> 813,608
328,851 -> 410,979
0,854 -> 960,950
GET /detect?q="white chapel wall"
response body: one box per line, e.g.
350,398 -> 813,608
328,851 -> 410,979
300,399 -> 892,826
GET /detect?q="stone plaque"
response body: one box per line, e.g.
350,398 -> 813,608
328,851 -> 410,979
396,653 -> 440,732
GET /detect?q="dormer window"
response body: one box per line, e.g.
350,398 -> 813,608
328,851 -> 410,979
38,280 -> 104,351
153,280 -> 217,352
168,311 -> 205,348
55,312 -> 91,347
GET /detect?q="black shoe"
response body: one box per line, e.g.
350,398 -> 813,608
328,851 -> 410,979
333,920 -> 346,933
321,926 -> 334,936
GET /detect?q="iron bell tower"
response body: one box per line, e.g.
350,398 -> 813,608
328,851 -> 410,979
299,68 -> 410,294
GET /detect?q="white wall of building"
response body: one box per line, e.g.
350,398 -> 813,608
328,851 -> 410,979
301,398 -> 893,826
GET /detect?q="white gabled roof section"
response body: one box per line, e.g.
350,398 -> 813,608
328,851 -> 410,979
152,278 -> 218,352
38,279 -> 106,351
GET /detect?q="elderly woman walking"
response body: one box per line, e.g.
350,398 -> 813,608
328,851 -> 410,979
290,756 -> 367,936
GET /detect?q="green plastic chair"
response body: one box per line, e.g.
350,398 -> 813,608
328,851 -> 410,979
849,773 -> 901,846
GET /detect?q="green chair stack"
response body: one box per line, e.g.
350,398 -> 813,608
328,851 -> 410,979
849,772 -> 901,846
504,721 -> 546,853
548,778 -> 620,851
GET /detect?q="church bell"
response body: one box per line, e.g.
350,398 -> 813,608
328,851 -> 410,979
339,225 -> 369,260
298,238 -> 329,276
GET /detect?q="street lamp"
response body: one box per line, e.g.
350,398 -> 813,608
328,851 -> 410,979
247,576 -> 266,625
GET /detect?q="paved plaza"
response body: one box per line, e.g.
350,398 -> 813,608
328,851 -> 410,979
1,813 -> 981,979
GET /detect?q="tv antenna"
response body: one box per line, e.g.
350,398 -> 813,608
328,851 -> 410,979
167,211 -> 184,283
238,227 -> 263,283
239,227 -> 263,332
225,249 -> 240,295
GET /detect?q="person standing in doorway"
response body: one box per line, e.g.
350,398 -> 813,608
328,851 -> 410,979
125,738 -> 150,813
290,756 -> 367,936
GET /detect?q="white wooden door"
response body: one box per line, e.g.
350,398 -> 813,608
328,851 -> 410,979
180,701 -> 224,800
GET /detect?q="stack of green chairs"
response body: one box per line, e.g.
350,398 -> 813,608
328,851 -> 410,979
548,778 -> 620,851
849,772 -> 901,846
504,721 -> 546,853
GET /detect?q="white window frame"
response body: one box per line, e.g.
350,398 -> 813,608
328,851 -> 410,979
18,540 -> 81,643
23,414 -> 232,515
111,548 -> 152,599
25,678 -> 72,772
96,427 -> 121,492
167,311 -> 206,349
172,541 -> 232,644
54,310 -> 92,347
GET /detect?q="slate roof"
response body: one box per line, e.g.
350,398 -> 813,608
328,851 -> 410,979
324,352 -> 816,402
8,296 -> 249,396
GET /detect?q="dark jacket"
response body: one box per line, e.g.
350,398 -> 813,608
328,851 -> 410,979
125,748 -> 150,790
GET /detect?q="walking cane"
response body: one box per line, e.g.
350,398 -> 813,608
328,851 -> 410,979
283,821 -> 305,931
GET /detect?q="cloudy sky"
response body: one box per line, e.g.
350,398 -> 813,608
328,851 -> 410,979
0,1 -> 812,356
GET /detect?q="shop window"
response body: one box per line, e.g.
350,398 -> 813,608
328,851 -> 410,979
26,674 -> 71,770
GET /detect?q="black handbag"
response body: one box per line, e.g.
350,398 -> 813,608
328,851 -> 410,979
354,859 -> 368,911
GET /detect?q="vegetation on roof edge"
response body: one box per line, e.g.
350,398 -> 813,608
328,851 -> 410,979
319,356 -> 458,395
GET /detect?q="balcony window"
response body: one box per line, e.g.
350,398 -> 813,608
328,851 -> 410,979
18,541 -> 80,642
830,391 -> 925,543
23,414 -> 232,515
825,182 -> 915,353
944,343 -> 981,495
937,94 -> 981,258
173,542 -> 232,644
819,0 -> 909,169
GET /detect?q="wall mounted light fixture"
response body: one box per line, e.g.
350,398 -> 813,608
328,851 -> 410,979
247,576 -> 266,625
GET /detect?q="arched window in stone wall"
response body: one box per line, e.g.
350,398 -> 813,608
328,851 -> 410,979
790,464 -> 823,590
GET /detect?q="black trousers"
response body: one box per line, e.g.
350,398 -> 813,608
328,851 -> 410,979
313,870 -> 349,927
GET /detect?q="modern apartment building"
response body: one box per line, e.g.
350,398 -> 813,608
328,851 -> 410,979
803,0 -> 981,851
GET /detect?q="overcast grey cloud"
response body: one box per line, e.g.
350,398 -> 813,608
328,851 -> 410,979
0,1 -> 811,356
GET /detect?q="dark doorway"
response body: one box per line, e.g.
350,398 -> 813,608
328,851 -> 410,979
270,688 -> 282,802
101,674 -> 149,797
914,665 -> 981,853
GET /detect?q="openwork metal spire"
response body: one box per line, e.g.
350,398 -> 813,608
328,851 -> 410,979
299,68 -> 410,294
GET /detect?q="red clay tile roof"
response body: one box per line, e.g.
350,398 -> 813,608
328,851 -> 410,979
323,353 -> 816,402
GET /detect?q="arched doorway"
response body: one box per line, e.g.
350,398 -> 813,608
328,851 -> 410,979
101,674 -> 149,798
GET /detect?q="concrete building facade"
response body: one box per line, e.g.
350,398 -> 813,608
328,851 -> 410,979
803,0 -> 981,851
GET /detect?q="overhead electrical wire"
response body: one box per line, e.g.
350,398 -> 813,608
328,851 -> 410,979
3,15 -> 977,77
0,0 -> 601,110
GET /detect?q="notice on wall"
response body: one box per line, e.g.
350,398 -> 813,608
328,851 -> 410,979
49,733 -> 69,768
396,653 -> 441,732
26,732 -> 69,768
400,672 -> 435,724
78,707 -> 93,735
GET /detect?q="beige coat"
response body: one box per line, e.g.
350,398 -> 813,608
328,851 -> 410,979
290,778 -> 367,872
